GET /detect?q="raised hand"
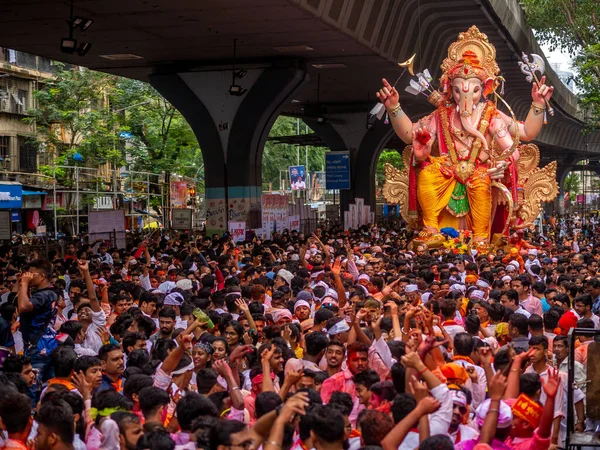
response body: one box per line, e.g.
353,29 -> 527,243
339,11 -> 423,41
408,376 -> 429,402
242,332 -> 253,345
229,344 -> 254,365
72,370 -> 92,401
487,371 -> 508,400
279,392 -> 310,422
261,346 -> 276,365
77,259 -> 89,272
235,298 -> 249,314
213,358 -> 234,379
478,346 -> 493,365
417,396 -> 441,415
532,75 -> 554,105
376,78 -> 400,109
385,301 -> 399,315
286,370 -> 304,387
401,351 -> 424,369
541,366 -> 561,399
331,257 -> 342,277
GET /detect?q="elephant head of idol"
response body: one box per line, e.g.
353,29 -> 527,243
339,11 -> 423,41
441,50 -> 496,151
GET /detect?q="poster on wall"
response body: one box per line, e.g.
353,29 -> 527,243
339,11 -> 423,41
325,152 -> 350,190
287,215 -> 300,232
206,199 -> 226,232
228,221 -> 246,243
172,209 -> 192,230
289,166 -> 306,190
170,182 -> 189,208
262,193 -> 289,238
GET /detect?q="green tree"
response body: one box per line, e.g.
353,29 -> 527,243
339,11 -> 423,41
376,149 -> 404,192
522,0 -> 600,126
262,116 -> 326,190
564,172 -> 581,201
113,78 -> 202,176
25,64 -> 122,169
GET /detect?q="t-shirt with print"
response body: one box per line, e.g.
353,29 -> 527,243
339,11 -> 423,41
20,288 -> 57,346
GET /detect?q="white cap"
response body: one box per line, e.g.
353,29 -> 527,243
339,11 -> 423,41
528,249 -> 538,256
358,273 -> 370,281
469,290 -> 485,300
405,284 -> 419,293
421,292 -> 433,303
501,275 -> 512,282
450,284 -> 466,294
476,279 -> 490,289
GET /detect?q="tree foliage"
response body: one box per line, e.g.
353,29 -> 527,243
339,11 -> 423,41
262,117 -> 327,190
112,78 -> 202,176
25,64 -> 122,166
376,149 -> 404,191
522,0 -> 600,126
564,172 -> 581,200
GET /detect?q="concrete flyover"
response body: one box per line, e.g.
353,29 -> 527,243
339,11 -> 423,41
0,0 -> 596,230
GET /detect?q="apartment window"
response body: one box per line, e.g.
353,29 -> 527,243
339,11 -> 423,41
18,137 -> 37,173
0,136 -> 9,159
17,89 -> 27,113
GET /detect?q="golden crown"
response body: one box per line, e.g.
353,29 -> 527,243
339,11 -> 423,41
441,26 -> 500,82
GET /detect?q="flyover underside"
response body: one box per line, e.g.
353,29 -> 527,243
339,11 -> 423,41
0,0 -> 597,228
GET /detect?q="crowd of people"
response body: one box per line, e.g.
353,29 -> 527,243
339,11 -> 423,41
0,217 -> 596,450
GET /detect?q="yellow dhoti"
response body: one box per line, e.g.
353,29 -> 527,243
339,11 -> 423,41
417,156 -> 492,240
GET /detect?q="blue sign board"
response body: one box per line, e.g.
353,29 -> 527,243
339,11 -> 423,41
0,184 -> 22,209
325,152 -> 350,190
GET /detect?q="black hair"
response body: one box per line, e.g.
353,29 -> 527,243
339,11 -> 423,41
176,392 -> 218,431
528,314 -> 544,332
51,345 -> 77,378
255,391 -> 282,418
509,313 -> 529,336
329,391 -> 353,417
122,332 -> 146,356
209,419 -> 246,450
2,354 -> 31,374
138,386 -> 170,418
137,428 -> 175,450
417,435 -> 454,450
353,369 -> 380,390
528,334 -> 549,350
390,363 -> 406,394
36,398 -> 75,445
123,374 -> 153,401
391,393 -> 417,423
311,405 -> 345,444
304,331 -> 329,357
195,368 -> 218,395
99,343 -> 121,361
74,355 -> 102,375
91,390 -> 133,425
520,373 -> 542,398
60,320 -> 83,341
0,392 -> 31,434
453,332 -> 475,356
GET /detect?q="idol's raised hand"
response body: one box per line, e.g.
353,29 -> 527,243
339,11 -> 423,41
376,78 -> 400,109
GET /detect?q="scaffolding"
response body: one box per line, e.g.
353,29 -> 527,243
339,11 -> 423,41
2,164 -> 202,236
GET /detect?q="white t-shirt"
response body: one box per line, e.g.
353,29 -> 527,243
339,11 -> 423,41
82,310 -> 107,354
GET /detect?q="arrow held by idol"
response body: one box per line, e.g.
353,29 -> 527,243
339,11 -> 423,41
370,54 -> 416,123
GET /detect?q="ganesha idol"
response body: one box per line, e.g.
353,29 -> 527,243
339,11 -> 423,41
380,26 -> 559,243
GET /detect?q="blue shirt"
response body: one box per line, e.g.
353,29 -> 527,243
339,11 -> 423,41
20,288 -> 56,346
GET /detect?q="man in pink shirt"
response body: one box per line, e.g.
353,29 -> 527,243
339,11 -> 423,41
320,341 -> 369,425
512,276 -> 542,317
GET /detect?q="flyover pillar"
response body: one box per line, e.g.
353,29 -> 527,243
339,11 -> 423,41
306,114 -> 394,221
150,64 -> 308,234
